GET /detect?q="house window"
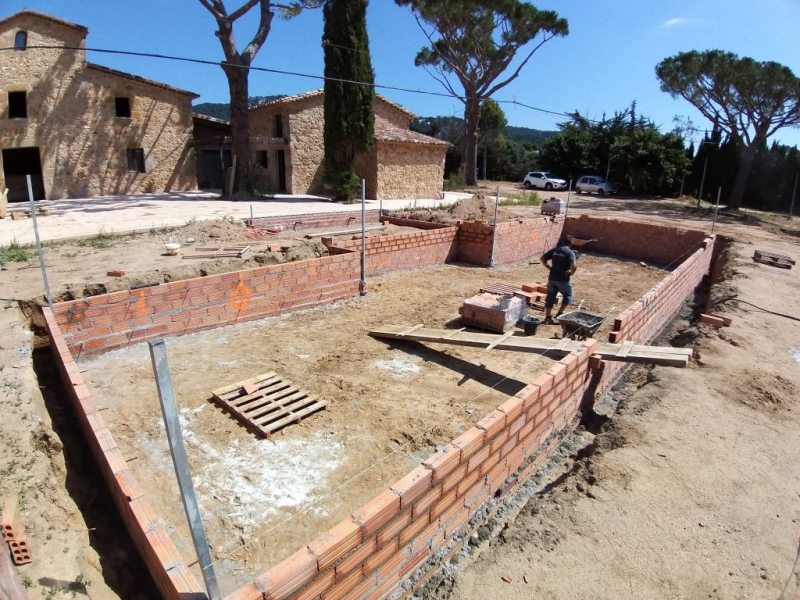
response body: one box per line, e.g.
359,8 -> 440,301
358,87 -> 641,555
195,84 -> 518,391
258,151 -> 268,169
14,31 -> 27,51
126,148 -> 146,173
8,92 -> 27,119
115,97 -> 131,118
274,114 -> 283,138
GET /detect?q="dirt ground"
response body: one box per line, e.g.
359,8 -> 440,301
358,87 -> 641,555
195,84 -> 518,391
2,188 -> 799,599
418,227 -> 800,599
76,254 -> 662,596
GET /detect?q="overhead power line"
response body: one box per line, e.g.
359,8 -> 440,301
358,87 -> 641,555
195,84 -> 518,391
1,44 -> 603,123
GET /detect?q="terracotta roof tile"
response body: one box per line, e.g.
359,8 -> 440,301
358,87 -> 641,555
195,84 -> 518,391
87,63 -> 199,98
0,10 -> 88,33
374,125 -> 450,147
251,88 -> 417,118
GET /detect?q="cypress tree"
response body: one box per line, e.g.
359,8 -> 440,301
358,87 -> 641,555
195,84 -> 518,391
323,0 -> 375,200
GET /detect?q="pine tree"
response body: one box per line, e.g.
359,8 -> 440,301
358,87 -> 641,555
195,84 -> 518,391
323,0 -> 375,200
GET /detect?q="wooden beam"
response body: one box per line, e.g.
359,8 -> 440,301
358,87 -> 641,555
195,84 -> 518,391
369,325 -> 693,368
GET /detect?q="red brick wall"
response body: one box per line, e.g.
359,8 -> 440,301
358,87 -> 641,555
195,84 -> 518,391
564,215 -> 709,266
455,217 -> 564,266
249,210 -> 380,231
52,254 -> 361,359
609,235 -> 715,344
41,309 -> 204,600
227,341 -> 599,600
322,226 -> 459,276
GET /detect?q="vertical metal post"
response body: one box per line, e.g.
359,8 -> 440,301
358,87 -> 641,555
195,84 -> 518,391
489,186 -> 499,267
564,179 -> 572,221
711,187 -> 722,234
379,196 -> 383,223
148,340 -> 221,600
679,173 -> 685,198
697,157 -> 708,210
605,156 -> 611,182
359,179 -> 367,296
249,203 -> 254,227
27,175 -> 53,313
790,171 -> 798,219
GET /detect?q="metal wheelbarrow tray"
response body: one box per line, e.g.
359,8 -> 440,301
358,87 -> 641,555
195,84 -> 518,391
557,310 -> 605,340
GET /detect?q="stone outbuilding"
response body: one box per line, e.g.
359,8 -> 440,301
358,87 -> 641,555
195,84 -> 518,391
0,10 -> 197,202
248,90 -> 449,200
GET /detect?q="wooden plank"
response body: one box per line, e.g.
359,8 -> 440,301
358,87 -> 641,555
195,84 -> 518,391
616,340 -> 635,358
210,373 -> 327,438
212,372 -> 277,399
398,324 -> 424,337
486,330 -> 516,351
369,326 -> 692,367
443,327 -> 466,339
263,400 -> 328,434
555,337 -> 573,350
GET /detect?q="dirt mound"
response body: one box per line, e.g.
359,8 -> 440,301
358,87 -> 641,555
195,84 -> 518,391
400,194 -> 521,225
170,219 -> 249,245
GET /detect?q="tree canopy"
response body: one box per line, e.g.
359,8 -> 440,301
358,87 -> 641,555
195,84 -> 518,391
198,0 -> 324,194
396,0 -> 567,185
656,50 -> 800,208
322,0 -> 375,201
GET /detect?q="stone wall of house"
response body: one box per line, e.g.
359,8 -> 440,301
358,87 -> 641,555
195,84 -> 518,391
375,100 -> 411,129
0,14 -> 196,200
375,141 -> 445,200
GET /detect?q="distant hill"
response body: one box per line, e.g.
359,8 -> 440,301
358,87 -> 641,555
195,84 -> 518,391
192,95 -> 286,121
411,116 -> 557,145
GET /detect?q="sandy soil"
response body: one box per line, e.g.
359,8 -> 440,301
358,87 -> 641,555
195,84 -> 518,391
1,218 -> 416,307
77,255 -> 662,595
3,185 -> 799,599
420,234 -> 800,599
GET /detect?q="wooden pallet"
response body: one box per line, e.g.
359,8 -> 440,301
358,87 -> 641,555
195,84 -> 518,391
753,249 -> 794,269
183,245 -> 250,259
211,372 -> 327,438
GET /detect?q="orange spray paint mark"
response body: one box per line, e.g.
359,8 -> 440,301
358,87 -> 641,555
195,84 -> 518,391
230,278 -> 252,311
135,290 -> 146,316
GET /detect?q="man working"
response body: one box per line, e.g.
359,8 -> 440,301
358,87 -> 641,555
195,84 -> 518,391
539,235 -> 578,325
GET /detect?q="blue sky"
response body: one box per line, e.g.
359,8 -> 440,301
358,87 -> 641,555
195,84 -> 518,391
5,0 -> 800,147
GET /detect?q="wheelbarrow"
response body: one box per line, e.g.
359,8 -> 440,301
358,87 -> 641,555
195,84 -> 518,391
556,307 -> 614,340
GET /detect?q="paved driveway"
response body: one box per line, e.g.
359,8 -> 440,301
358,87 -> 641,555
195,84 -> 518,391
0,190 -> 467,245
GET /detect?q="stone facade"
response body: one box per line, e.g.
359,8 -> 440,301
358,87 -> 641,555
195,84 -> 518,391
249,90 -> 448,200
0,11 -> 197,201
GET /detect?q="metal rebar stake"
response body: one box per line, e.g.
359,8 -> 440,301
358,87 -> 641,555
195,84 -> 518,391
489,186 -> 500,267
148,340 -> 221,600
359,179 -> 367,296
27,175 -> 54,313
712,187 -> 722,234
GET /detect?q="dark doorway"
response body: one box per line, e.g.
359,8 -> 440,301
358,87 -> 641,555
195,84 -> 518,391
2,147 -> 45,201
197,149 -> 231,189
277,150 -> 287,192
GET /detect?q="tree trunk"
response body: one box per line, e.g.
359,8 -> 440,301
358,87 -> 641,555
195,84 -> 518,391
463,96 -> 480,186
223,63 -> 252,195
728,144 -> 757,210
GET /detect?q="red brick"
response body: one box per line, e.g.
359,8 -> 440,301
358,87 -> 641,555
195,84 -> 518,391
335,536 -> 377,580
422,444 -> 461,483
390,466 -> 432,509
353,490 -> 401,538
308,518 -> 362,572
411,483 -> 441,521
497,395 -> 524,422
451,427 -> 485,462
363,538 -> 400,577
376,510 -> 411,547
475,410 -> 506,439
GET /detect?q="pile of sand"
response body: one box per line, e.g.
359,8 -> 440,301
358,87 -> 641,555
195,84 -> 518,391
399,194 -> 520,225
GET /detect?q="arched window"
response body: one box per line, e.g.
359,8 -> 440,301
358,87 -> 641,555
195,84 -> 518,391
14,31 -> 27,51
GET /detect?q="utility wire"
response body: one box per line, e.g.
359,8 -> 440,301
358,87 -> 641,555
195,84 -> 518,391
196,232 -> 713,576
0,44 -> 603,123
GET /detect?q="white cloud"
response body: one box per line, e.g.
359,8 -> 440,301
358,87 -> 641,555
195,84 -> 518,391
660,17 -> 689,29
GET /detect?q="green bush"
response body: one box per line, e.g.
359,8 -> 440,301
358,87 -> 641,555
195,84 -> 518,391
0,240 -> 34,266
499,191 -> 540,206
324,168 -> 362,202
443,173 -> 467,191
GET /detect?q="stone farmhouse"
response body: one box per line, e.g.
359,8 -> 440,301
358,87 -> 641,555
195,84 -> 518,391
248,90 -> 449,200
0,10 -> 197,202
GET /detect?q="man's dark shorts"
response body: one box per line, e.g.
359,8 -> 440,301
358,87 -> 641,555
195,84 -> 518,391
545,279 -> 573,309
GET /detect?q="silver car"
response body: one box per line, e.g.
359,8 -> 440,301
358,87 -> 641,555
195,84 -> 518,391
575,175 -> 617,195
523,171 -> 567,191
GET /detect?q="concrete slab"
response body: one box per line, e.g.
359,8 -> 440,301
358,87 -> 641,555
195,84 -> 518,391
0,191 -> 467,246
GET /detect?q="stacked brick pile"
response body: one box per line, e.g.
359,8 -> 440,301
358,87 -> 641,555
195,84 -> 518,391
2,499 -> 32,565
